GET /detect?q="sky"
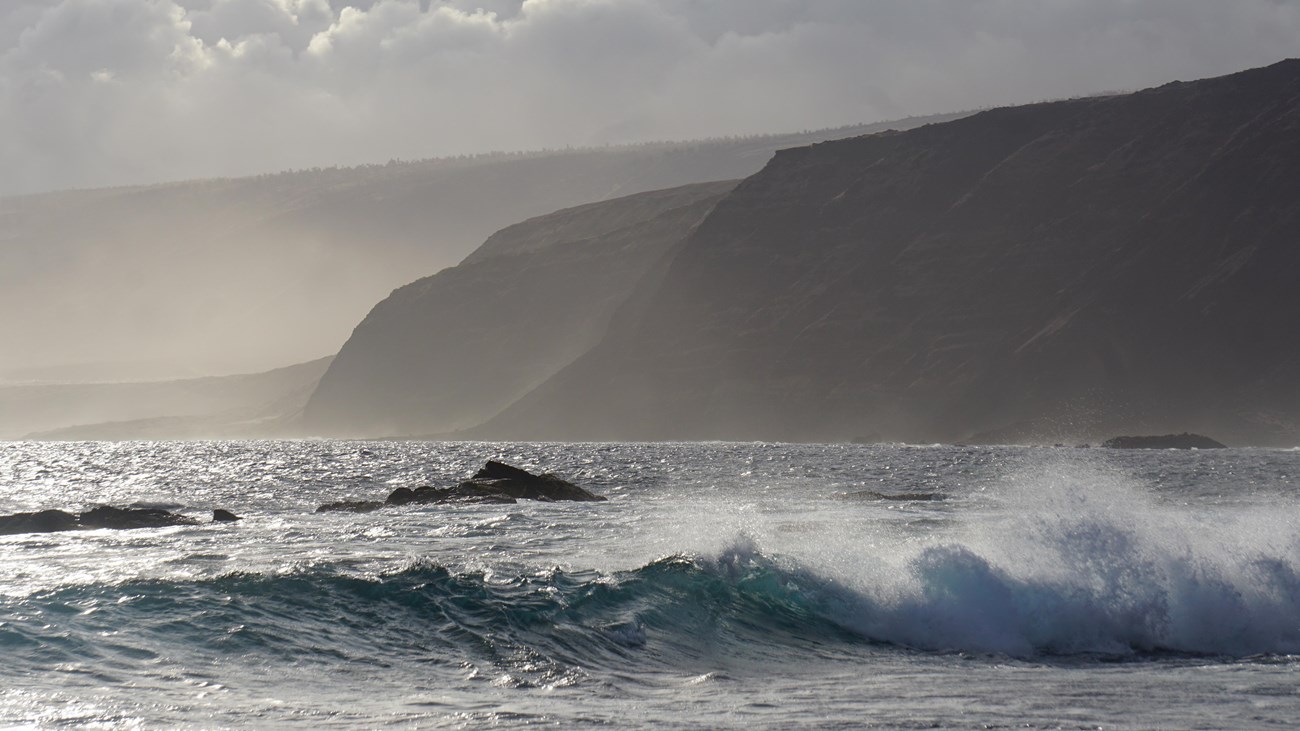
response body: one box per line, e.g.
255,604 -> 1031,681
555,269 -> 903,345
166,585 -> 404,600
2,0 -> 1299,196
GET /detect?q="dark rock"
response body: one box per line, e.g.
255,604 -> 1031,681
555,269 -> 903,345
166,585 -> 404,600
468,494 -> 519,504
457,461 -> 606,502
448,488 -> 519,505
385,487 -> 419,506
0,505 -> 207,535
0,509 -> 80,536
410,485 -> 455,502
211,509 -> 242,522
319,461 -> 601,513
79,506 -> 200,530
316,500 -> 386,513
1101,433 -> 1228,450
472,461 -> 537,481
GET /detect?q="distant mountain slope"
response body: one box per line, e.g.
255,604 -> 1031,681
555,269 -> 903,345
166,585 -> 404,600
302,181 -> 737,437
1,357 -> 332,440
477,59 -> 1300,446
0,114 -> 967,384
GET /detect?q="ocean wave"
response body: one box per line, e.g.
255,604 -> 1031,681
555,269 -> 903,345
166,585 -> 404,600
841,537 -> 1300,658
0,552 -> 864,685
3,525 -> 1299,679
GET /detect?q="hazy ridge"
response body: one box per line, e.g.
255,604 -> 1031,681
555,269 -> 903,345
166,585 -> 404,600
0,115 -> 967,386
1,357 -> 332,440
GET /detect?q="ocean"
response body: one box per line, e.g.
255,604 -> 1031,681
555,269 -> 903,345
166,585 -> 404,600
1,440 -> 1297,728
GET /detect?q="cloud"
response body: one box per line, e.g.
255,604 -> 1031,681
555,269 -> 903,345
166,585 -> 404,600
1,0 -> 1298,194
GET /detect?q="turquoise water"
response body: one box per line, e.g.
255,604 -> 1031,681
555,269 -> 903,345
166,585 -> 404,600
1,441 -> 1298,728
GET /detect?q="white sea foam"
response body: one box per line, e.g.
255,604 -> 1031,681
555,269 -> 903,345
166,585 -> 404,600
679,451 -> 1300,657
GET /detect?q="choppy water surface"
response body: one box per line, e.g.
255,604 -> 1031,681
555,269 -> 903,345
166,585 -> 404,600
1,440 -> 1298,728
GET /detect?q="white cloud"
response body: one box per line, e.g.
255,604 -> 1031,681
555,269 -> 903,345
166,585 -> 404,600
1,0 -> 1299,194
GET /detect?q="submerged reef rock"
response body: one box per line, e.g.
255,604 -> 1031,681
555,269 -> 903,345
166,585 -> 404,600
78,506 -> 201,530
0,509 -> 80,535
0,506 -> 210,535
316,460 -> 606,513
315,500 -> 385,514
1101,433 -> 1227,449
385,485 -> 517,507
837,490 -> 946,502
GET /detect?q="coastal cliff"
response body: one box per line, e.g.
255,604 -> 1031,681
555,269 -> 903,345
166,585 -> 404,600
303,181 -> 736,437
477,60 -> 1300,445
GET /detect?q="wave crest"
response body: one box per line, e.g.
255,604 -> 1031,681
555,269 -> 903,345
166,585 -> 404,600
4,514 -> 1300,673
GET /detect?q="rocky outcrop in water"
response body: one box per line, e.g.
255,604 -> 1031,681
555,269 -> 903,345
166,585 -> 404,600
315,461 -> 606,513
0,509 -> 80,535
0,506 -> 215,536
460,460 -> 607,502
1101,433 -> 1227,449
79,506 -> 199,530
383,485 -> 518,507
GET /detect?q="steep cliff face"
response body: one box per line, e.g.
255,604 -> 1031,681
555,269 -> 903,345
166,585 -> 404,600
303,181 -> 736,437
483,60 -> 1300,445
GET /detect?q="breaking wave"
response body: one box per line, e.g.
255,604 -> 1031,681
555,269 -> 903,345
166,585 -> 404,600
4,518 -> 1299,683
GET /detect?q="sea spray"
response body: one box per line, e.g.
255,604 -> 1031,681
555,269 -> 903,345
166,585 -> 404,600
669,451 -> 1300,657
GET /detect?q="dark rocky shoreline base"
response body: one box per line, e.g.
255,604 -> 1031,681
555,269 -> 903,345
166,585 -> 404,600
1102,433 -> 1227,449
